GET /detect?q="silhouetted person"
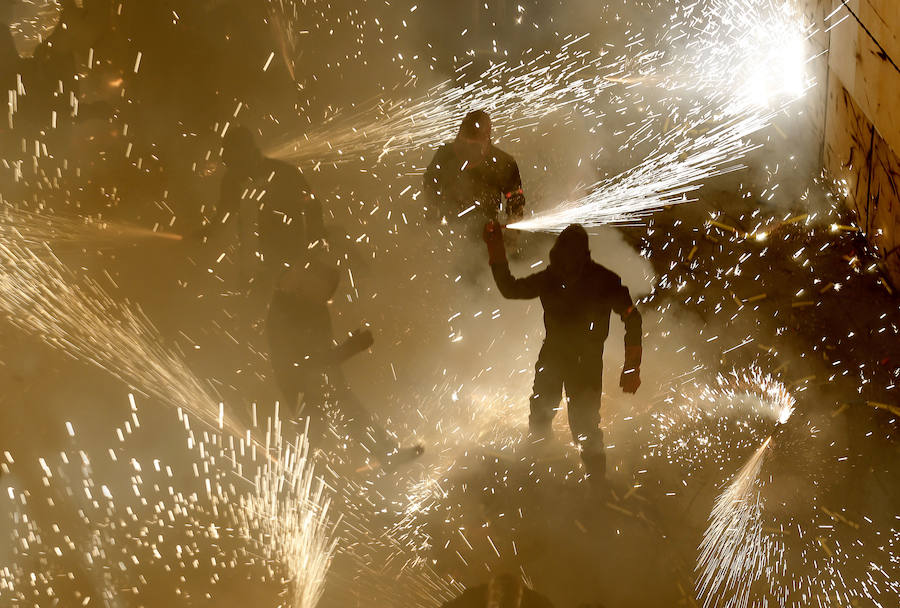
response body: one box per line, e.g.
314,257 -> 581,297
441,574 -> 555,608
483,222 -> 642,485
424,110 -> 525,238
199,126 -> 324,275
265,253 -> 422,466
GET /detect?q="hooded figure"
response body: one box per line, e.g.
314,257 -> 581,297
423,110 -> 525,237
198,126 -> 324,275
482,222 -> 642,484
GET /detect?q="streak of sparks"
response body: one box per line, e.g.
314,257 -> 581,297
267,46 -> 613,165
1,204 -> 183,248
696,436 -> 773,608
511,0 -> 815,232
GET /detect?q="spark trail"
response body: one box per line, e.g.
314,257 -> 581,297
268,44 -> 614,166
1,204 -> 182,248
267,0 -> 302,81
696,436 -> 774,608
0,240 -> 232,437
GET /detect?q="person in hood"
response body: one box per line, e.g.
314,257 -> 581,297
482,221 -> 642,485
424,110 -> 525,239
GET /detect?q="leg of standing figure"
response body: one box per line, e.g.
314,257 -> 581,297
529,344 -> 565,441
565,358 -> 606,482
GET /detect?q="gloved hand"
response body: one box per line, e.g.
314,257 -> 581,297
620,345 -> 642,394
483,221 -> 507,265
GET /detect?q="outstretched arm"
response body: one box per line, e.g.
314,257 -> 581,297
483,221 -> 543,299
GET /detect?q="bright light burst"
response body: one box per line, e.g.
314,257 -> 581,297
510,0 -> 815,232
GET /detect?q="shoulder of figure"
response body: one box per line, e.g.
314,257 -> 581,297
270,158 -> 311,186
433,142 -> 454,158
588,260 -> 622,285
488,144 -> 515,165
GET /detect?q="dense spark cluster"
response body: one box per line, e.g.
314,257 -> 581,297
268,44 -> 614,166
0,241 -> 236,437
700,367 -> 795,426
238,416 -> 338,608
696,436 -> 773,608
1,403 -> 338,607
649,366 -> 795,471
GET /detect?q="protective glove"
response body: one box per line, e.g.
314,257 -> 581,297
619,345 -> 642,394
482,220 -> 507,265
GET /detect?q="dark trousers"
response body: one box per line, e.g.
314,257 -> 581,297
529,344 -> 606,478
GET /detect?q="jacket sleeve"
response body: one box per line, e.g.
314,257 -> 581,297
490,261 -> 544,300
502,158 -> 525,220
611,280 -> 642,347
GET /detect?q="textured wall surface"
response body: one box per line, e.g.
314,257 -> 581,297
822,0 -> 900,287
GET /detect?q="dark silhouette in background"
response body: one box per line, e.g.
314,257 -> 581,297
199,126 -> 324,276
424,110 -> 526,237
483,221 -> 642,485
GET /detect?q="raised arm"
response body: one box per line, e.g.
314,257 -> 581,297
483,221 -> 543,299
